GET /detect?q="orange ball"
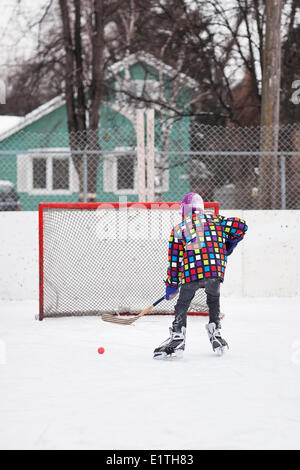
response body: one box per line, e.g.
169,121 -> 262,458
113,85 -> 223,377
98,347 -> 105,354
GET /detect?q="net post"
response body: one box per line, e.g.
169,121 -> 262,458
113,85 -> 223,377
38,204 -> 44,321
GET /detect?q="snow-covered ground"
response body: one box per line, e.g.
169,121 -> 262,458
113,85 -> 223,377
0,297 -> 300,450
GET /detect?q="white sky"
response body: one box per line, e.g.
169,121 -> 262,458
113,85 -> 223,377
0,0 -> 52,75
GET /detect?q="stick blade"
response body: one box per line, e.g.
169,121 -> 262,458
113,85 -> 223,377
101,313 -> 136,325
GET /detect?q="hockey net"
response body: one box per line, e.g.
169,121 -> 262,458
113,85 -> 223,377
39,201 -> 219,320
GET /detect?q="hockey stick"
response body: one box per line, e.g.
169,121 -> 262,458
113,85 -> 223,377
101,295 -> 166,325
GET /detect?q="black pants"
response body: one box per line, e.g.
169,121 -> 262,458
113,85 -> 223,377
172,278 -> 221,332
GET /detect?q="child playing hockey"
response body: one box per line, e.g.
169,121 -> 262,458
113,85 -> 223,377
153,192 -> 248,359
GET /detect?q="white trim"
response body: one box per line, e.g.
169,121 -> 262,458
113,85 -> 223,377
103,146 -> 138,195
0,180 -> 14,187
136,110 -> 146,201
146,109 -> 155,202
107,52 -> 199,89
17,148 -> 79,195
102,144 -> 169,196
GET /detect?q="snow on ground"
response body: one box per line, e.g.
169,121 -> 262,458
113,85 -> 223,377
0,297 -> 300,450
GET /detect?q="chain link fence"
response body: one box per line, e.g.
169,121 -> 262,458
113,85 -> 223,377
0,119 -> 300,211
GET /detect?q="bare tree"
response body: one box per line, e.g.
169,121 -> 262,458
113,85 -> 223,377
58,0 -> 105,200
259,0 -> 283,209
0,1 -> 64,115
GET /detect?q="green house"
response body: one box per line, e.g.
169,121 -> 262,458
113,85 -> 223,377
0,52 -> 197,210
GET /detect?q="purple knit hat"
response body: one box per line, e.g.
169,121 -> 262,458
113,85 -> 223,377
181,192 -> 204,217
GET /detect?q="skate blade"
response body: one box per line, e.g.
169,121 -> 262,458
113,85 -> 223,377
153,351 -> 169,360
214,345 -> 229,356
153,350 -> 184,360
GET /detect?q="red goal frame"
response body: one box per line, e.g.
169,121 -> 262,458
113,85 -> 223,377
39,201 -> 219,320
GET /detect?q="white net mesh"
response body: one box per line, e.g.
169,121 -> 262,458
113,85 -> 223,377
40,202 -> 218,319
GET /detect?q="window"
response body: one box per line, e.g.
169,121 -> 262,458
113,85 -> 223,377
117,154 -> 135,190
103,147 -> 169,195
17,149 -> 79,195
33,158 -> 47,189
103,148 -> 137,195
52,158 -> 70,190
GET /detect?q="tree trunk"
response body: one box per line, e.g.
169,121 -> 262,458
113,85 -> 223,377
59,0 -> 76,134
259,0 -> 282,209
87,0 -> 105,202
59,0 -> 105,203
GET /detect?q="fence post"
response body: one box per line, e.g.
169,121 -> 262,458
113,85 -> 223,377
83,153 -> 88,203
136,109 -> 146,202
280,154 -> 286,210
146,109 -> 155,202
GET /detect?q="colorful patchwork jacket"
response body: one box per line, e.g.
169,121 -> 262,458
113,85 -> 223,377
166,212 -> 248,287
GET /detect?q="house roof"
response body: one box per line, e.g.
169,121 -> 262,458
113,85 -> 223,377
0,96 -> 65,141
0,115 -> 24,135
108,51 -> 199,89
0,52 -> 198,141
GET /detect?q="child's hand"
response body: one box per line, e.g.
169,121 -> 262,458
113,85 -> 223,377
226,238 -> 239,256
165,285 -> 179,300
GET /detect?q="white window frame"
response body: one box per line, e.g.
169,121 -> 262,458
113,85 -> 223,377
103,147 -> 138,195
17,148 -> 79,195
103,146 -> 169,195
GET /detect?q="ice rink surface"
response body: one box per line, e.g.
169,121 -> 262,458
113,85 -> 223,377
0,297 -> 300,450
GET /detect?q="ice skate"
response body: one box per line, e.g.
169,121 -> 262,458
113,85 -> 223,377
153,327 -> 186,359
206,322 -> 228,356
